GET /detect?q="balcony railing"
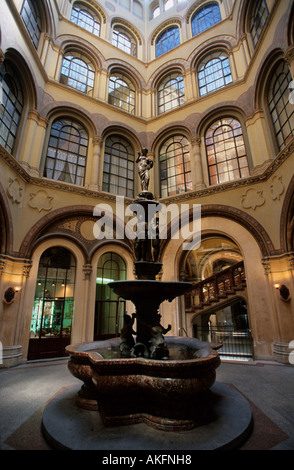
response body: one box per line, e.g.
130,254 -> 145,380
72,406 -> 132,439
185,261 -> 246,311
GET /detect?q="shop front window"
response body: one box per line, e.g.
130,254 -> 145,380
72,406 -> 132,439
94,252 -> 127,340
28,247 -> 76,359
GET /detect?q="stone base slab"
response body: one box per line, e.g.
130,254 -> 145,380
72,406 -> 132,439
42,382 -> 253,450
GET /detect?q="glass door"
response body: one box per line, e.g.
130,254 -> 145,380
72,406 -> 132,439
28,247 -> 76,360
94,252 -> 127,340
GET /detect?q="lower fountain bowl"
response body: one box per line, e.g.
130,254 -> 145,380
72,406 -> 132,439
66,336 -> 221,431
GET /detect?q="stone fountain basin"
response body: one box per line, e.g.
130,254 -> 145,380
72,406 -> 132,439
66,337 -> 221,431
108,280 -> 192,303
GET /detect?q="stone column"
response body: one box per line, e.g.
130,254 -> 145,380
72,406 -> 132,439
89,136 -> 103,190
0,255 -> 32,368
190,137 -> 205,190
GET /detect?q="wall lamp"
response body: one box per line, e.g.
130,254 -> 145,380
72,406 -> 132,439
3,287 -> 22,305
274,284 -> 291,302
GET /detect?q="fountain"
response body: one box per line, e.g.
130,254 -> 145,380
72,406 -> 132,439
41,149 -> 253,450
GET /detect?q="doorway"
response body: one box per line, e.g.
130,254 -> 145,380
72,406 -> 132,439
28,247 -> 76,360
94,252 -> 127,340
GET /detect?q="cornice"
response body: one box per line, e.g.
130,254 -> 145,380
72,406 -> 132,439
159,138 -> 294,204
1,137 -> 293,207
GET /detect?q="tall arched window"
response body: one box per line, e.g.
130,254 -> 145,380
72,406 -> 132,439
155,26 -> 180,58
0,61 -> 24,154
21,0 -> 42,49
158,72 -> 185,114
94,252 -> 127,340
205,117 -> 249,185
249,0 -> 269,48
159,135 -> 192,197
108,72 -> 136,114
112,26 -> 137,57
71,2 -> 101,36
191,3 -> 221,37
44,118 -> 89,186
60,51 -> 95,96
28,247 -> 76,360
268,60 -> 294,151
198,51 -> 232,97
103,135 -> 135,197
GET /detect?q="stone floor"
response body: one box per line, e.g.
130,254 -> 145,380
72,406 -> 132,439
0,357 -> 294,451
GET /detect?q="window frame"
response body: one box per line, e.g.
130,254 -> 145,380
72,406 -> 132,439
197,50 -> 233,97
60,50 -> 95,96
191,2 -> 221,37
44,118 -> 89,187
0,61 -> 24,154
112,26 -> 137,57
249,0 -> 269,48
205,117 -> 250,186
108,72 -> 136,114
159,134 -> 192,197
102,135 -> 135,198
157,71 -> 185,114
70,2 -> 101,37
155,26 -> 180,58
267,60 -> 294,151
20,0 -> 42,49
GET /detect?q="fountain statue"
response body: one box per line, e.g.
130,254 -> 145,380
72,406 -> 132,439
41,148 -> 253,450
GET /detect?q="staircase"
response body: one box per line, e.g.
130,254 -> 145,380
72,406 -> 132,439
185,261 -> 247,314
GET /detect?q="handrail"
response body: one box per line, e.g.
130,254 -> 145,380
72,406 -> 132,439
185,261 -> 246,309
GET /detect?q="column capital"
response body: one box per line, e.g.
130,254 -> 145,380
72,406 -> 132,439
0,49 -> 5,65
93,136 -> 103,146
191,136 -> 201,147
285,45 -> 294,66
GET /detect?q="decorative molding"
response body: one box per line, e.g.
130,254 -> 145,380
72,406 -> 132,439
241,188 -> 265,210
7,177 -> 24,204
270,176 -> 284,201
83,264 -> 93,280
28,190 -> 54,212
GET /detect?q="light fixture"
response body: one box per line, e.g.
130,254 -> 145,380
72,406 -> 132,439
3,287 -> 21,305
274,284 -> 291,302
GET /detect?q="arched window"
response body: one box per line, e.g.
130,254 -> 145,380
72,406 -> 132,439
249,0 -> 269,48
60,51 -> 95,96
0,61 -> 24,154
205,117 -> 249,185
164,0 -> 174,11
20,0 -> 42,49
28,247 -> 76,360
153,6 -> 160,18
155,26 -> 180,58
198,51 -> 232,97
268,60 -> 294,151
191,3 -> 221,37
158,72 -> 185,114
71,2 -> 101,36
108,72 -> 136,114
112,26 -> 137,57
44,118 -> 89,186
94,252 -> 127,340
103,135 -> 135,197
159,135 -> 192,197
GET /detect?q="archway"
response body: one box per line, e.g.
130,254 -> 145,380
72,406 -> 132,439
28,246 -> 76,360
94,252 -> 127,340
181,235 -> 253,359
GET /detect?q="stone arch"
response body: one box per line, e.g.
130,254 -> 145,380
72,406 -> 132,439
0,181 -> 13,255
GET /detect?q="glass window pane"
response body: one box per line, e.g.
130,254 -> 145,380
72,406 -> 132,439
205,118 -> 249,185
44,118 -> 88,186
